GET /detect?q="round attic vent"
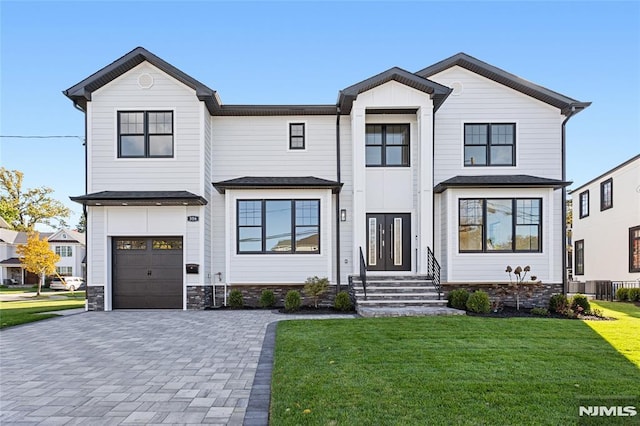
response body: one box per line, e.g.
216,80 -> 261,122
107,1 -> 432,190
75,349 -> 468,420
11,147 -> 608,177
450,81 -> 463,96
138,73 -> 154,89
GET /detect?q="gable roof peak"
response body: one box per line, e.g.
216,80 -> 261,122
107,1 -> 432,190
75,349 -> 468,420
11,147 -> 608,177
63,46 -> 220,115
417,52 -> 590,116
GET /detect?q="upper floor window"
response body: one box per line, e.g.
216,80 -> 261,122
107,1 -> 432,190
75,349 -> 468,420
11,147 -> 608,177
289,123 -> 305,150
237,199 -> 320,254
458,198 -> 541,253
579,190 -> 589,218
55,246 -> 73,257
366,124 -> 410,167
600,178 -> 613,211
630,226 -> 640,273
118,111 -> 173,158
464,123 -> 515,166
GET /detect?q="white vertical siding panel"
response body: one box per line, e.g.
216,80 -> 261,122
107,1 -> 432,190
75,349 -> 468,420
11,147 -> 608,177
339,120 -> 353,283
88,206 -> 105,286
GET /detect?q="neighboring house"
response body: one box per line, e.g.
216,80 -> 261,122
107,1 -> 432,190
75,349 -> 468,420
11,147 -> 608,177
0,221 -> 86,285
570,154 -> 640,291
47,229 -> 87,280
64,47 -> 590,311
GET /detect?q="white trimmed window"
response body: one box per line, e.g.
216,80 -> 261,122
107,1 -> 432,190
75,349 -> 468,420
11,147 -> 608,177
55,246 -> 73,257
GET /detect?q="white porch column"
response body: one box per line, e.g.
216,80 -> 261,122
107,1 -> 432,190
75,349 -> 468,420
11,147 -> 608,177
418,103 -> 434,274
351,106 -> 366,274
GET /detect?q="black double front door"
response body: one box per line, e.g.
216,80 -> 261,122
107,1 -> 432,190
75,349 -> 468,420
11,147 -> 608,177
366,213 -> 411,271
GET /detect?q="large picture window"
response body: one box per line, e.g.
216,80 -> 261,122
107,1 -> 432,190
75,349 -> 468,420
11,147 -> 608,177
575,240 -> 585,275
458,198 -> 541,253
237,199 -> 320,254
118,111 -> 173,158
366,124 -> 410,167
630,226 -> 640,273
464,123 -> 515,166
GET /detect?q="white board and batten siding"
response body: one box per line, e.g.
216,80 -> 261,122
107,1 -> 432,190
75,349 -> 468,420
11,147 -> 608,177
88,62 -> 205,195
350,81 -> 435,275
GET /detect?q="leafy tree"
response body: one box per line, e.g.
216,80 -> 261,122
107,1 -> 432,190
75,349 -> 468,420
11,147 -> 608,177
0,167 -> 70,231
76,213 -> 86,233
303,276 -> 329,308
16,232 -> 60,296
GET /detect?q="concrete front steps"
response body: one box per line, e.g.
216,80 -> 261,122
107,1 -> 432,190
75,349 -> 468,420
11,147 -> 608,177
350,275 -> 465,317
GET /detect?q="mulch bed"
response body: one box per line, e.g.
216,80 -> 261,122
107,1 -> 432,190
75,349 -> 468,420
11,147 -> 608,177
466,306 -> 613,320
276,306 -> 354,315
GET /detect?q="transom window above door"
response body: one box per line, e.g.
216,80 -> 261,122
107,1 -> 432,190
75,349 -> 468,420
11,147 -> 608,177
366,124 -> 410,167
118,111 -> 173,158
464,123 -> 515,166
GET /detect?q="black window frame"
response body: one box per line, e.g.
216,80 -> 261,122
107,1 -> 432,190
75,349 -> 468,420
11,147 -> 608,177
365,124 -> 410,167
236,199 -> 320,254
464,123 -> 516,167
118,110 -> 174,158
630,226 -> 640,273
579,190 -> 589,218
575,239 -> 585,275
289,123 -> 305,150
600,178 -> 613,211
458,197 -> 542,253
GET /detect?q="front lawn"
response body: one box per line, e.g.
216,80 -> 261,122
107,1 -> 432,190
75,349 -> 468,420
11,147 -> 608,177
272,308 -> 640,425
0,294 -> 85,329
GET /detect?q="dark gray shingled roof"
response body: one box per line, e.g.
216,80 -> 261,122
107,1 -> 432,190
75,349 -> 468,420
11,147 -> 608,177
338,67 -> 452,114
213,177 -> 343,194
63,47 -> 221,115
416,52 -> 590,116
0,257 -> 22,266
70,191 -> 207,206
434,175 -> 571,193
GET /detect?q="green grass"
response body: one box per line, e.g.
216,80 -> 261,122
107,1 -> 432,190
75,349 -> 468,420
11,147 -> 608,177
0,294 -> 85,328
586,301 -> 640,366
272,312 -> 640,425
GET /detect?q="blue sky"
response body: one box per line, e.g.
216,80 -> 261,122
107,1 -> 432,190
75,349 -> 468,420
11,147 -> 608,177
1,1 -> 639,230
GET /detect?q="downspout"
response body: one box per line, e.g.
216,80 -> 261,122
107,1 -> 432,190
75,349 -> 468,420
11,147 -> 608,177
561,106 -> 576,295
335,106 -> 342,293
74,101 -> 89,306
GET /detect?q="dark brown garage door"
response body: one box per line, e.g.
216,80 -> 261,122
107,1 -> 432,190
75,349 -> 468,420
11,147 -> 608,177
112,237 -> 183,309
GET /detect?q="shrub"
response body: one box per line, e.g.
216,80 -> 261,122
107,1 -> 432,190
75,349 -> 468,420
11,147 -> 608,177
531,307 -> 549,316
628,288 -> 640,302
284,290 -> 301,312
228,289 -> 244,308
447,289 -> 470,310
549,294 -> 568,313
334,291 -> 353,311
616,287 -> 630,302
571,293 -> 591,313
304,276 -> 329,308
466,290 -> 491,314
259,289 -> 276,308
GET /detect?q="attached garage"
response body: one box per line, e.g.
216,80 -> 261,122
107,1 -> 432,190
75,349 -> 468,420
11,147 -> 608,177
112,237 -> 183,309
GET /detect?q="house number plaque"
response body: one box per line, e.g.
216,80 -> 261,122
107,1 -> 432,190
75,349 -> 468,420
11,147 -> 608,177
187,216 -> 199,222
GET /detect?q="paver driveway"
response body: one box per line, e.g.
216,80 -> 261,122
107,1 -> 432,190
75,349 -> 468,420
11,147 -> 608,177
0,310 -> 353,425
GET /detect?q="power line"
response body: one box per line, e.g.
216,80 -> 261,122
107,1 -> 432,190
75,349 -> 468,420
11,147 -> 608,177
1,135 -> 83,140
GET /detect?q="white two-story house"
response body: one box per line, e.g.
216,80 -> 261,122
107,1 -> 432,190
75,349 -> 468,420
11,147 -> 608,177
64,47 -> 589,310
570,155 -> 640,291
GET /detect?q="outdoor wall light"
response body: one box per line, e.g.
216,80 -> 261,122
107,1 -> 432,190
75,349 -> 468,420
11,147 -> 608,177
340,209 -> 347,221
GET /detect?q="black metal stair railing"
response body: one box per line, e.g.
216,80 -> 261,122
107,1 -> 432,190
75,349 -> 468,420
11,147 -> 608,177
359,246 -> 367,300
427,247 -> 441,300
